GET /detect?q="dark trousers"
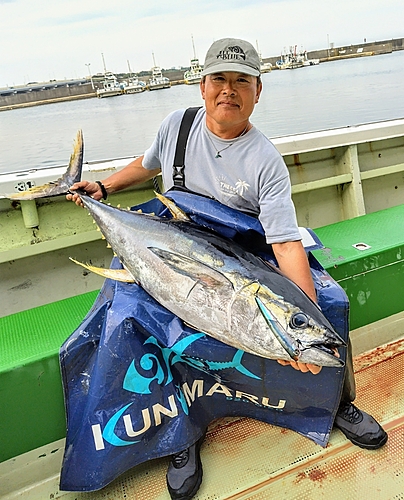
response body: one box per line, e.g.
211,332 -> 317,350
340,339 -> 356,403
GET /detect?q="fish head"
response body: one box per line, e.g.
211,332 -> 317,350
285,307 -> 346,367
256,285 -> 346,367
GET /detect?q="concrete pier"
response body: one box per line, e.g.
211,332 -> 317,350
262,37 -> 403,68
0,82 -> 97,111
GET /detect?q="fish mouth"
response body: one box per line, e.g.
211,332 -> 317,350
309,344 -> 345,366
322,327 -> 346,348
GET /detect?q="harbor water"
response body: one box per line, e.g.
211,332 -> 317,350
0,51 -> 403,175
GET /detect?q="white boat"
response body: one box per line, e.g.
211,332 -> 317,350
1,118 -> 404,498
96,72 -> 123,98
96,54 -> 123,98
256,40 -> 272,73
123,60 -> 146,94
184,57 -> 202,84
3,41 -> 404,500
184,36 -> 202,84
276,45 -> 305,70
276,45 -> 320,69
303,58 -> 320,66
260,61 -> 273,73
148,53 -> 171,91
124,79 -> 147,94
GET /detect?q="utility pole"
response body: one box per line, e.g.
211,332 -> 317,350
327,34 -> 330,59
191,34 -> 197,59
85,63 -> 94,89
101,53 -> 108,74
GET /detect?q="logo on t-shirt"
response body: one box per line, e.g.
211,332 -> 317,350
218,176 -> 250,198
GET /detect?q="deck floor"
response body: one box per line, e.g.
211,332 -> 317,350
2,337 -> 404,500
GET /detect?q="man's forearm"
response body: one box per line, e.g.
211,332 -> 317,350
102,156 -> 161,195
272,240 -> 317,303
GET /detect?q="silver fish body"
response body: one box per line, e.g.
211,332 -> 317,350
80,193 -> 346,368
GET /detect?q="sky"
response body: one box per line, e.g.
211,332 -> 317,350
1,0 -> 403,87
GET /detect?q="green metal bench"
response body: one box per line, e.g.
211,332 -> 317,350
0,291 -> 98,463
313,204 -> 404,330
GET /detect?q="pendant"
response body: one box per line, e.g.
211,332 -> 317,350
215,152 -> 222,158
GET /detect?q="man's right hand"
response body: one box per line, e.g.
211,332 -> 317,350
277,359 -> 322,375
66,181 -> 103,207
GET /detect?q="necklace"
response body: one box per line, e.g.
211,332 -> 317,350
206,124 -> 250,158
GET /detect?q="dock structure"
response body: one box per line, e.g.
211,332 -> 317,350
1,37 -> 403,111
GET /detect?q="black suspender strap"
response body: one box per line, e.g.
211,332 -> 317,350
152,175 -> 162,194
172,106 -> 202,188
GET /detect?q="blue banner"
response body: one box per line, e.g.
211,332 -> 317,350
59,191 -> 348,492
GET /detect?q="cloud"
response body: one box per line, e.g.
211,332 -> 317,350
40,11 -> 111,27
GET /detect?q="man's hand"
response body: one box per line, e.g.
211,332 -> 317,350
66,181 -> 103,207
277,359 -> 322,375
277,347 -> 339,374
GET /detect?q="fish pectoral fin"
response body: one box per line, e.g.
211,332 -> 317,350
154,192 -> 190,221
69,258 -> 136,283
148,247 -> 231,288
255,296 -> 301,361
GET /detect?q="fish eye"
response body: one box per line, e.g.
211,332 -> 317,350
290,313 -> 309,329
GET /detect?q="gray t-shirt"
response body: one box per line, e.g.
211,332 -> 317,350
143,107 -> 301,244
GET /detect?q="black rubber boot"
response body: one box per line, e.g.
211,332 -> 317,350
334,402 -> 388,449
166,433 -> 206,500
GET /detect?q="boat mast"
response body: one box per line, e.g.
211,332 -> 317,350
101,53 -> 107,74
256,40 -> 261,59
191,34 -> 197,59
127,60 -> 133,78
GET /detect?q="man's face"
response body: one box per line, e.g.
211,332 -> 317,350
200,72 -> 262,130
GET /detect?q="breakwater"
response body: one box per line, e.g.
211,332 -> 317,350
0,82 -> 97,111
262,37 -> 403,67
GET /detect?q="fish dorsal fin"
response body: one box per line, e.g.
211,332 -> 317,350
69,258 -> 136,283
149,247 -> 231,288
154,192 -> 190,221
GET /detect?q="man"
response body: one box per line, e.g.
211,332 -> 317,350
68,38 -> 387,500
